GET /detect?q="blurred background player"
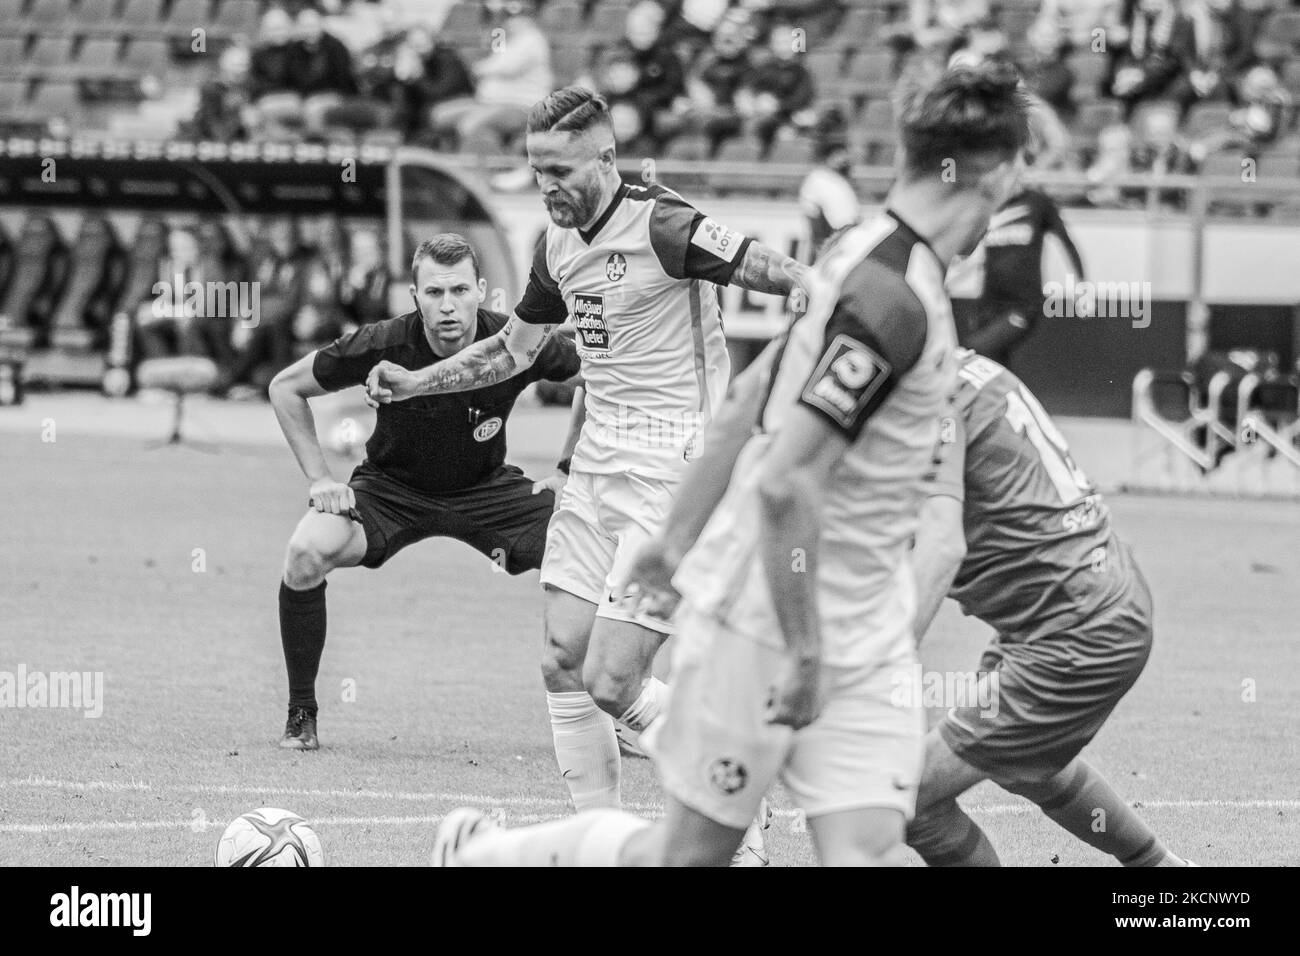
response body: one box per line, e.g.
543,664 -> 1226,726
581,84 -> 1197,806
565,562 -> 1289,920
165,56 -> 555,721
949,98 -> 1085,366
908,347 -> 1191,866
267,233 -> 580,750
425,63 -> 1031,867
797,106 -> 861,264
366,87 -> 805,862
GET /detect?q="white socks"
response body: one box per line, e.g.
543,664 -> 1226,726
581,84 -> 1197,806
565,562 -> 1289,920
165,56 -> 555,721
458,808 -> 652,867
618,677 -> 666,733
548,691 -> 621,810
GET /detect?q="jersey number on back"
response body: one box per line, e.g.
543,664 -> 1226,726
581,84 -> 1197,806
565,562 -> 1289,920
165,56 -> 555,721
1004,385 -> 1092,504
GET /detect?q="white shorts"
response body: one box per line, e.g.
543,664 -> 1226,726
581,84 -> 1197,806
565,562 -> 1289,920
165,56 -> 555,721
539,469 -> 678,635
644,607 -> 924,830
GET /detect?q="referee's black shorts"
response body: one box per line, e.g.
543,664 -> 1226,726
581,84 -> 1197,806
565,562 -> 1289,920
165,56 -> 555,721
347,461 -> 553,574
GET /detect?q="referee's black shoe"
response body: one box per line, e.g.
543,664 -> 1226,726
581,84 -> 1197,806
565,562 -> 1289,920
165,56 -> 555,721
280,706 -> 319,751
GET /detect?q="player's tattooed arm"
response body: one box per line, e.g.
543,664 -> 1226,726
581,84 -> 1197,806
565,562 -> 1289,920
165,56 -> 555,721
911,494 -> 967,644
732,241 -> 811,301
366,318 -> 556,403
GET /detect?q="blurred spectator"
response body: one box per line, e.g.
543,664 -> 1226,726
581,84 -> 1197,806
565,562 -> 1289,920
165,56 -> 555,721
589,1 -> 684,153
1171,0 -> 1257,115
296,216 -> 347,352
1106,0 -> 1194,117
1038,0 -> 1123,51
184,43 -> 253,142
1085,123 -> 1134,206
1189,64 -> 1292,165
222,218 -> 309,397
1130,100 -> 1190,174
669,11 -> 756,155
1022,16 -> 1077,119
337,228 -> 391,329
294,8 -> 363,133
383,26 -> 475,142
135,228 -> 235,367
430,0 -> 553,152
738,19 -> 816,155
798,107 -> 860,262
248,7 -> 304,139
661,0 -> 733,63
897,0 -> 992,56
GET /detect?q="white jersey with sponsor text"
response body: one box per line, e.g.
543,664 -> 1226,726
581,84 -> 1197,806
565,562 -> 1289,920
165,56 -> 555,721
514,182 -> 752,481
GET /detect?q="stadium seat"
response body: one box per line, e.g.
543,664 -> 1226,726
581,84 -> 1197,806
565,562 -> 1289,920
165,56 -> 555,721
861,97 -> 893,132
715,136 -> 763,163
115,216 -> 169,320
834,8 -> 887,52
76,0 -> 117,28
22,0 -> 72,30
0,214 -> 67,349
26,36 -> 75,74
1074,99 -> 1123,139
50,214 -> 126,349
1183,101 -> 1234,139
135,356 -> 221,448
212,0 -> 260,36
168,0 -> 211,31
806,51 -> 844,88
0,78 -> 26,112
1282,61 -> 1300,100
766,137 -> 816,165
74,37 -> 123,79
0,0 -> 21,26
1199,151 -> 1250,177
29,79 -> 81,122
662,134 -> 709,161
1258,141 -> 1300,178
843,50 -> 893,98
123,38 -> 171,79
0,38 -> 26,76
119,0 -> 166,31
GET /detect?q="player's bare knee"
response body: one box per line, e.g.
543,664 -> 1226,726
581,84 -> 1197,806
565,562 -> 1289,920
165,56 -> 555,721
540,632 -> 585,693
584,669 -> 637,718
283,536 -> 338,589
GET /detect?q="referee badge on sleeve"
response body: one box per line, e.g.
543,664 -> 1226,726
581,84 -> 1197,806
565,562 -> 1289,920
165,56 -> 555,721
801,334 -> 889,428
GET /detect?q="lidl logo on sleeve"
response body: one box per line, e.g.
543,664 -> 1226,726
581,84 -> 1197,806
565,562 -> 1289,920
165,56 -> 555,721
690,217 -> 742,262
572,292 -> 610,352
802,334 -> 888,427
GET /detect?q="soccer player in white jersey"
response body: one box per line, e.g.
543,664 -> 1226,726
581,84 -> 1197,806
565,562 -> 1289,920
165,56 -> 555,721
426,63 -> 1033,866
365,88 -> 806,838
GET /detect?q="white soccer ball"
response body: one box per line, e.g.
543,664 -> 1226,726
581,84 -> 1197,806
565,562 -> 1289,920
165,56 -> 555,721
214,807 -> 325,867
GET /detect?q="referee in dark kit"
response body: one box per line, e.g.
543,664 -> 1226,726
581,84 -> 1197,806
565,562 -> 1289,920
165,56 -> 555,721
266,233 -> 581,750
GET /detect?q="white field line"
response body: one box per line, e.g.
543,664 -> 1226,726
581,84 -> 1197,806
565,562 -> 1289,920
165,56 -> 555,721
2,778 -> 1298,833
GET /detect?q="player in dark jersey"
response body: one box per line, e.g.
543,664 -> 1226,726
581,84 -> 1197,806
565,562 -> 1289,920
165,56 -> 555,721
267,233 -> 581,750
958,187 -> 1083,366
906,348 -> 1191,866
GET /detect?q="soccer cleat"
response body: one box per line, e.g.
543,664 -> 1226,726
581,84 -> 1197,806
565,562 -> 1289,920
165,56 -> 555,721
614,721 -> 649,760
279,706 -> 319,751
430,808 -> 497,867
730,798 -> 772,867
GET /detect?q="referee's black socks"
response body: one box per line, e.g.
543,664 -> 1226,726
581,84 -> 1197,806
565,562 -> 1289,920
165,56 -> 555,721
279,579 -> 327,713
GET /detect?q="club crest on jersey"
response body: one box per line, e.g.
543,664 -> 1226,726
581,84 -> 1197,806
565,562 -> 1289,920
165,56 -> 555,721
605,253 -> 628,282
690,217 -> 742,262
572,292 -> 610,352
707,758 -> 748,796
802,334 -> 888,428
473,416 -> 503,441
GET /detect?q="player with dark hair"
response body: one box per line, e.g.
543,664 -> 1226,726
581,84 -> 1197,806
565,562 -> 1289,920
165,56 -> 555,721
906,348 -> 1191,866
367,86 -> 805,864
424,63 -> 1032,866
267,232 -> 581,750
952,101 -> 1085,366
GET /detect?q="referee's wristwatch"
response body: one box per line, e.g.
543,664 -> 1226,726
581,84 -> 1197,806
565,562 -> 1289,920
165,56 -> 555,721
556,457 -> 572,475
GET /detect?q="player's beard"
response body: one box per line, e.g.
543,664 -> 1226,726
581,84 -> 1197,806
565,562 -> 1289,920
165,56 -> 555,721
544,190 -> 598,230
